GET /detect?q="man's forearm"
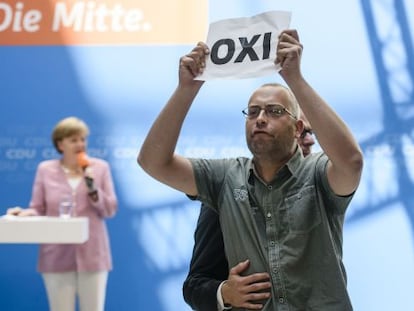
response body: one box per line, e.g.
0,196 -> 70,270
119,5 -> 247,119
183,275 -> 223,311
288,77 -> 363,194
138,84 -> 200,177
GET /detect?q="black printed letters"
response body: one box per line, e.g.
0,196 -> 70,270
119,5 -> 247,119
210,32 -> 272,65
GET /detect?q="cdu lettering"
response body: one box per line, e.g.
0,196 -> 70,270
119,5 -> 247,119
210,32 -> 272,65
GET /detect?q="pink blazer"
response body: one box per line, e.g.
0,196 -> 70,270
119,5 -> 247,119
29,158 -> 118,272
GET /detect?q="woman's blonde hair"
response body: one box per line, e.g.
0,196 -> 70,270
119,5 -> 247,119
52,117 -> 89,153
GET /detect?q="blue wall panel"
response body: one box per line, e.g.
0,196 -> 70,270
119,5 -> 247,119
1,1 -> 413,310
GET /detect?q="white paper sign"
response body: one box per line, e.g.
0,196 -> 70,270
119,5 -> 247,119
195,10 -> 292,81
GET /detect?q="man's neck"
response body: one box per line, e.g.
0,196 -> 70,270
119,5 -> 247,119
252,147 -> 297,184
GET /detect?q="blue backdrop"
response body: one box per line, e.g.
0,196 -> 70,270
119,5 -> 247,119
1,0 -> 414,310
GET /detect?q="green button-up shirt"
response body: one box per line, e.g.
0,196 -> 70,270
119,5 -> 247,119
190,148 -> 354,311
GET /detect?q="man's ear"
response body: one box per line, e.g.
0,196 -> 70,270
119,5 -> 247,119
295,119 -> 304,138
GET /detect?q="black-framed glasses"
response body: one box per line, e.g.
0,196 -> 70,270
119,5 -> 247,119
300,128 -> 314,139
242,105 -> 297,120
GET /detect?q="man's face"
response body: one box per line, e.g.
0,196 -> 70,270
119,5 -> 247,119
245,86 -> 300,160
297,113 -> 315,157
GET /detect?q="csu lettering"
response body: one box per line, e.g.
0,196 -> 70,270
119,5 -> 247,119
210,32 -> 272,65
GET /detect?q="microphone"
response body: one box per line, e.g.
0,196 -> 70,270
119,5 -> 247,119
77,151 -> 90,171
77,152 -> 96,199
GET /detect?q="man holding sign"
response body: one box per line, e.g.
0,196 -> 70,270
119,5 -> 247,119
138,20 -> 363,311
183,110 -> 317,311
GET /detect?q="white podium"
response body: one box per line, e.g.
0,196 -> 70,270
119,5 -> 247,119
0,216 -> 89,244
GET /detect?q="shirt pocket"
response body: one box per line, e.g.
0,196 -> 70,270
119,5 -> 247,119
284,185 -> 321,234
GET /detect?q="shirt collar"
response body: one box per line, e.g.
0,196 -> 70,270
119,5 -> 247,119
247,145 -> 304,183
285,145 -> 303,177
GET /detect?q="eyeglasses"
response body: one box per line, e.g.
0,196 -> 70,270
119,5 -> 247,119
300,128 -> 314,139
242,105 -> 297,120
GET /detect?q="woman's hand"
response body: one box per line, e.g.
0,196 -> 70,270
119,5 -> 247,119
6,207 -> 38,216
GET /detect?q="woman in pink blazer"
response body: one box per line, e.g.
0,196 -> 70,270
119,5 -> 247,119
7,116 -> 118,311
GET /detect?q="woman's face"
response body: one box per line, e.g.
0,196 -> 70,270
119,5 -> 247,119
57,133 -> 87,157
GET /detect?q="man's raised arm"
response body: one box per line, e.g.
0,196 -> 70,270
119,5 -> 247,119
137,43 -> 210,196
276,29 -> 363,196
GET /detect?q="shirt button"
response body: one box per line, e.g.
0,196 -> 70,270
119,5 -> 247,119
267,212 -> 271,218
279,298 -> 285,304
270,241 -> 275,246
267,185 -> 272,190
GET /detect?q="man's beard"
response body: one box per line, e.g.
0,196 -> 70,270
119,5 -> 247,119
247,134 -> 295,161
